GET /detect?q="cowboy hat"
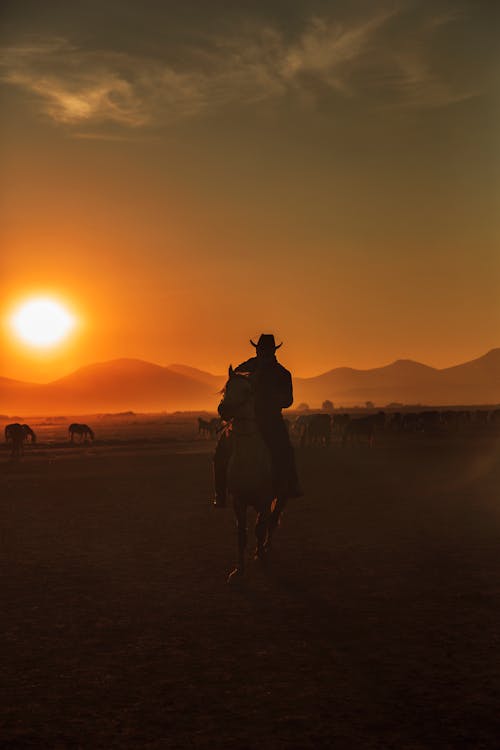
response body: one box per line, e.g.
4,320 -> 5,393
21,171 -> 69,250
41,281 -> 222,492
250,334 -> 282,350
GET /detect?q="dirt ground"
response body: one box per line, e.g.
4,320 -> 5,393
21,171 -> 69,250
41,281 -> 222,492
1,415 -> 500,749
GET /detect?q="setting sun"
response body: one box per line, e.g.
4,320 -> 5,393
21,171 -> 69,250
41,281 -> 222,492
10,297 -> 76,349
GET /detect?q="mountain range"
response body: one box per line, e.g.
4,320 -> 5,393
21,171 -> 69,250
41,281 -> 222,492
1,349 -> 500,415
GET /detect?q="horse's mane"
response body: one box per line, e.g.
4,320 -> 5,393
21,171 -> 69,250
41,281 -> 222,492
218,371 -> 252,395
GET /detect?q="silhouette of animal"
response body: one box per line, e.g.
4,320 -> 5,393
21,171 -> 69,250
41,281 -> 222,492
388,412 -> 403,432
218,366 -> 275,583
68,423 -> 94,442
5,423 -> 36,458
474,409 -> 490,427
402,412 -> 421,432
419,411 -> 441,433
491,409 -> 500,428
343,416 -> 376,447
332,413 -> 350,437
291,414 -> 308,439
198,417 -> 211,437
198,417 -> 220,438
299,413 -> 331,447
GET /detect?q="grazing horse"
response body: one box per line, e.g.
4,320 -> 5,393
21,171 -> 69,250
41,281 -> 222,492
218,366 -> 274,583
68,423 -> 94,442
5,423 -> 36,458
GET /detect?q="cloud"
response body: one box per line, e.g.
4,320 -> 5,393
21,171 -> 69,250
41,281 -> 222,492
0,7 -> 480,132
0,39 -> 206,127
280,10 -> 397,92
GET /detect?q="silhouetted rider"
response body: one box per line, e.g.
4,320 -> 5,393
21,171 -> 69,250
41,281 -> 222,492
213,333 -> 302,507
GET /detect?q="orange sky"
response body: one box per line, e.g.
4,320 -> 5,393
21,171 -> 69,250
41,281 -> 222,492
1,1 -> 499,382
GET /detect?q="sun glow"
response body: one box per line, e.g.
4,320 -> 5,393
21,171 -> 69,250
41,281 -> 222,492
10,297 -> 76,348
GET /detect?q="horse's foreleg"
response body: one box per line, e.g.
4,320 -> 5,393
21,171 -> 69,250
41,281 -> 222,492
235,503 -> 247,574
228,502 -> 247,584
255,507 -> 271,561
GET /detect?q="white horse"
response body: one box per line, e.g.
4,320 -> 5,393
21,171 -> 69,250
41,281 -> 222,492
218,366 -> 276,583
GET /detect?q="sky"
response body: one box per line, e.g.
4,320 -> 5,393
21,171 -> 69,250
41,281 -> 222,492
1,0 -> 499,381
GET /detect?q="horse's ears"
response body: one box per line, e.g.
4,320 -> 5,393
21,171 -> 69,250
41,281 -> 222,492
228,364 -> 234,378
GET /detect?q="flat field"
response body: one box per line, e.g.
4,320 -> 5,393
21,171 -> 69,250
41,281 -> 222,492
2,415 -> 500,749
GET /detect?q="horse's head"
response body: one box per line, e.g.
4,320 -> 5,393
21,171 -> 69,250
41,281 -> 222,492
23,424 -> 36,442
218,365 -> 254,420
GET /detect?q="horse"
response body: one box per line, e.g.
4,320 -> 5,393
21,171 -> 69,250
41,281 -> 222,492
68,423 -> 94,442
342,416 -> 375,448
198,417 -> 220,438
218,366 -> 275,583
5,423 -> 36,458
299,413 -> 331,447
198,417 -> 211,437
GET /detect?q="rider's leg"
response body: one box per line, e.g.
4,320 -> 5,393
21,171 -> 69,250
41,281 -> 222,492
263,420 -> 302,500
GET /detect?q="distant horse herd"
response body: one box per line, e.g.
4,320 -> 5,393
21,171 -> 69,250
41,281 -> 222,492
289,408 -> 500,448
4,408 -> 500,460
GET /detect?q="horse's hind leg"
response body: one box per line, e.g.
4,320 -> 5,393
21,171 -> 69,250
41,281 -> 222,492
228,502 -> 247,582
237,506 -> 247,572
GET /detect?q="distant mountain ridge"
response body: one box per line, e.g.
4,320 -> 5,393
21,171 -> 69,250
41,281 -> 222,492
1,350 -> 499,415
294,349 -> 500,407
0,359 -> 218,414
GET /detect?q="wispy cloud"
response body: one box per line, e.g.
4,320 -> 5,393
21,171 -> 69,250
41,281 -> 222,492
280,10 -> 397,92
0,39 -> 204,127
0,7 -> 479,133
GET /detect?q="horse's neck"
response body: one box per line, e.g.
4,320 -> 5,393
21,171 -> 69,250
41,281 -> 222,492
232,400 -> 259,436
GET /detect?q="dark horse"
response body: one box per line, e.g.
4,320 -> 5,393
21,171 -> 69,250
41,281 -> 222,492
218,366 -> 278,583
68,423 -> 95,442
5,423 -> 36,458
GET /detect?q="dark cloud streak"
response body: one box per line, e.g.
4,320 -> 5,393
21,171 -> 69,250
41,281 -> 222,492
0,2 -> 492,136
